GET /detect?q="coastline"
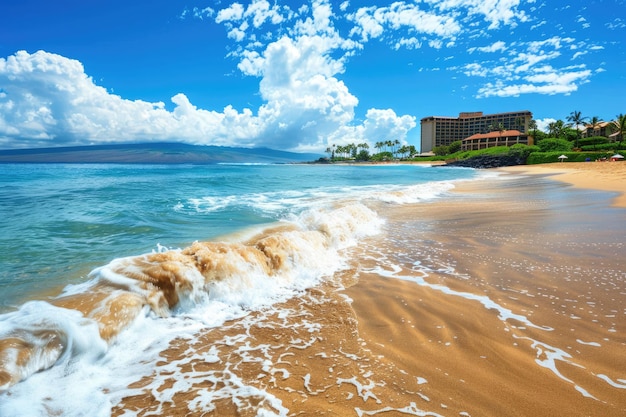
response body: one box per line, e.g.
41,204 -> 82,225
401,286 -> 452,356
498,161 -> 626,208
112,161 -> 626,416
343,162 -> 626,416
5,161 -> 624,415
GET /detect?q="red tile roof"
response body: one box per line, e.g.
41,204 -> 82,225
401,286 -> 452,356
464,130 -> 524,140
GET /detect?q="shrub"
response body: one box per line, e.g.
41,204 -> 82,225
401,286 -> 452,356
508,144 -> 539,160
537,138 -> 573,152
527,151 -> 612,164
578,136 -> 609,147
355,150 -> 370,161
448,141 -> 462,154
369,151 -> 393,161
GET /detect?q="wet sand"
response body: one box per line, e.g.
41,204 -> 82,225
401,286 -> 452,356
115,162 -> 626,416
501,161 -> 626,208
347,162 -> 626,416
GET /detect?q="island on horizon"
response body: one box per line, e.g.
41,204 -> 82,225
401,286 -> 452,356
0,142 -> 322,164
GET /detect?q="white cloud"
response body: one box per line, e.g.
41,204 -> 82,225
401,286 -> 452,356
325,108 -> 416,151
0,51 -> 267,149
428,0 -> 527,29
606,18 -> 626,30
468,40 -> 507,53
215,3 -> 245,23
1,0 -> 606,150
476,66 -> 592,97
535,118 -> 555,132
0,33 -> 411,152
245,0 -> 285,27
348,2 -> 461,43
458,33 -> 598,98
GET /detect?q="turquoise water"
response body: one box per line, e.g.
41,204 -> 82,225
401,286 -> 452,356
0,162 -> 477,310
0,162 -> 486,415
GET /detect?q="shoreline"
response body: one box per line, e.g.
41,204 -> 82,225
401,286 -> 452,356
343,163 -> 626,416
498,162 -> 626,207
322,160 -> 626,208
5,161 -> 625,415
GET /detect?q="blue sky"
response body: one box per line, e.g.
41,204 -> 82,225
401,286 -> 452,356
1,0 -> 624,152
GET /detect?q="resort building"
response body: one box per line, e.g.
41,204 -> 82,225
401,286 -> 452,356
462,130 -> 531,151
581,121 -> 612,138
420,110 -> 533,153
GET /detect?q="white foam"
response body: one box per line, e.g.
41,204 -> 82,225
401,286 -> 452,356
596,374 -> 626,389
355,402 -> 444,417
0,175 -> 481,414
576,339 -> 601,347
367,264 -> 609,401
183,177 -> 465,217
0,201 -> 386,415
371,264 -> 552,331
336,376 -> 381,403
370,181 -> 456,204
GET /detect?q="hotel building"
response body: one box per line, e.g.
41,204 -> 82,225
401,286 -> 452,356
420,110 -> 533,153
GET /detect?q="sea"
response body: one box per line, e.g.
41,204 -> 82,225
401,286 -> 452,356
0,162 -> 484,416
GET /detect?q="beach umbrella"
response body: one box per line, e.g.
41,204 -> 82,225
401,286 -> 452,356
558,154 -> 568,162
611,154 -> 624,159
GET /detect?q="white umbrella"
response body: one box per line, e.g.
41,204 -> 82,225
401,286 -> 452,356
558,154 -> 568,162
611,154 -> 624,159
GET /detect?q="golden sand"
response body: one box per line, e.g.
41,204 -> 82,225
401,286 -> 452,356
111,162 -> 626,416
501,161 -> 626,207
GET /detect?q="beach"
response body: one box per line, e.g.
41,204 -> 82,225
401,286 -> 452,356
502,162 -> 626,208
109,162 -> 626,416
1,162 -> 625,416
346,162 -> 626,416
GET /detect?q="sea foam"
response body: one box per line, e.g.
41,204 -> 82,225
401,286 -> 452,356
0,202 -> 382,415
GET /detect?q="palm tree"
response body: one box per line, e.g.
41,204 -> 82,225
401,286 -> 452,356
612,113 -> 626,150
548,120 -> 566,138
489,122 -> 506,145
566,110 -> 587,149
589,116 -> 600,150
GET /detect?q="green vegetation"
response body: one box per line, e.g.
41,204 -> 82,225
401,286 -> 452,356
537,138 -> 573,152
566,110 -> 587,149
321,111 -> 625,166
418,111 -> 625,166
526,152 -> 611,164
324,140 -> 416,162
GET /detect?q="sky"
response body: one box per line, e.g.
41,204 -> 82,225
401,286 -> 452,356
0,0 -> 625,152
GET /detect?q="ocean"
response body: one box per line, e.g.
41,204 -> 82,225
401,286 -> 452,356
0,162 -> 484,416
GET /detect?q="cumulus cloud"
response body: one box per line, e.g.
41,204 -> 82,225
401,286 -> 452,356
535,118 -> 555,133
0,0 -> 604,150
0,51 -> 264,149
1,0 -> 423,151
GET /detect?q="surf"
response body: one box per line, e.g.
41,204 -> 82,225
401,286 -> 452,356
0,202 -> 382,393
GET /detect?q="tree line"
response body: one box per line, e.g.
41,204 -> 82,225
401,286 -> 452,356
325,140 -> 417,162
529,112 -> 626,151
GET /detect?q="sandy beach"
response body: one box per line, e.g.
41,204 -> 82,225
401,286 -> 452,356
346,161 -> 626,416
501,161 -> 626,208
112,161 -> 626,416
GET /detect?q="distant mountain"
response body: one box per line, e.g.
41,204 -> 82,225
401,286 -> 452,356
0,143 -> 322,164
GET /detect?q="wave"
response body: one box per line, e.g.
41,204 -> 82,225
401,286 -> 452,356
0,202 -> 382,392
178,180 -> 459,216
